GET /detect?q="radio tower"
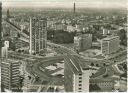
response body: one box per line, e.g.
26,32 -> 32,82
7,9 -> 10,19
74,2 -> 76,14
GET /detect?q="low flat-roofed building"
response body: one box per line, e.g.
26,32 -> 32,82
89,78 -> 114,92
74,34 -> 92,52
90,64 -> 127,92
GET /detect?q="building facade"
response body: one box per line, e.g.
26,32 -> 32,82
67,25 -> 76,32
64,55 -> 97,92
65,67 -> 97,92
74,34 -> 92,51
1,41 -> 9,58
1,59 -> 20,91
64,55 -> 82,92
0,3 -> 2,58
101,36 -> 120,55
89,78 -> 115,92
29,17 -> 47,55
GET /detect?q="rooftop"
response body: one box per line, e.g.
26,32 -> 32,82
1,58 -> 20,64
102,36 -> 119,41
91,67 -> 106,78
90,78 -> 114,83
77,34 -> 92,37
91,64 -> 123,80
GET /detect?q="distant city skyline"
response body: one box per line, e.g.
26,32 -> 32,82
1,0 -> 126,9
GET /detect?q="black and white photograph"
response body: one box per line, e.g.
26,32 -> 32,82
0,0 -> 127,92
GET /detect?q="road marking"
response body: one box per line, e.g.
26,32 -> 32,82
69,59 -> 79,72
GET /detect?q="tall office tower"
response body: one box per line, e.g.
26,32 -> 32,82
0,2 -> 2,58
101,36 -> 120,55
74,34 -> 92,52
29,17 -> 47,55
73,2 -> 76,14
1,59 -> 20,91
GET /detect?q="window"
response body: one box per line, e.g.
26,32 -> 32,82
103,63 -> 106,67
79,77 -> 82,79
79,81 -> 82,83
79,73 -> 82,76
91,63 -> 94,66
79,84 -> 82,86
96,64 -> 99,67
92,73 -> 94,75
79,88 -> 82,90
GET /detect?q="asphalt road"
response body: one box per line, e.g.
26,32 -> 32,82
7,19 -> 127,92
8,42 -> 126,92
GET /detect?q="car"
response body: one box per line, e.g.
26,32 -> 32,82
56,74 -> 64,77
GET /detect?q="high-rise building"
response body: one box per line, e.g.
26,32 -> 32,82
72,70 -> 89,92
29,17 -> 47,55
64,56 -> 97,92
74,34 -> 92,51
1,59 -> 20,91
101,36 -> 120,55
64,55 -> 82,92
0,2 -> 2,58
73,68 -> 97,92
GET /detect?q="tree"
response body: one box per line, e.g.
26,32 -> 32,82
91,63 -> 94,66
9,40 -> 16,51
18,50 -> 21,53
28,76 -> 31,80
117,29 -> 127,46
103,63 -> 106,67
22,30 -> 29,36
103,74 -> 108,78
17,33 -> 20,38
89,84 -> 101,92
96,64 -> 99,67
53,31 -> 74,44
122,63 -> 127,71
19,76 -> 24,88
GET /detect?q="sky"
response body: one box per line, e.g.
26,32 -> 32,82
1,0 -> 127,9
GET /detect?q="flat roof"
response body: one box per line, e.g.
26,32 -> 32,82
90,78 -> 114,83
102,36 -> 119,41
